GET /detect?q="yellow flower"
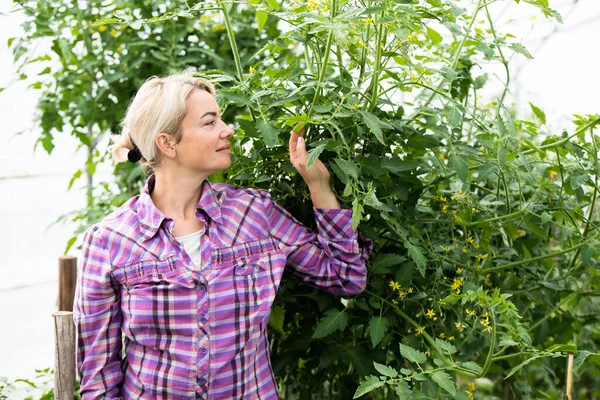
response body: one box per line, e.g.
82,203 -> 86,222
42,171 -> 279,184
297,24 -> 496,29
442,205 -> 449,213
383,23 -> 391,28
455,322 -> 466,331
249,66 -> 256,74
448,335 -> 455,341
453,189 -> 465,200
473,243 -> 480,249
466,390 -> 473,399
388,280 -> 401,291
213,24 -> 226,31
441,245 -> 451,253
439,196 -> 447,202
480,317 -> 490,326
110,29 -> 118,37
425,350 -> 431,357
426,309 -> 435,319
98,25 -> 107,33
462,247 -> 468,253
471,207 -> 476,212
468,382 -> 475,391
466,309 -> 476,318
364,16 -> 373,25
450,277 -> 464,293
407,32 -> 419,42
476,254 -> 487,262
406,287 -> 413,294
398,290 -> 406,300
415,326 -> 425,336
484,325 -> 492,333
439,332 -> 445,339
466,236 -> 474,244
482,311 -> 489,318
456,267 -> 463,274
201,15 -> 211,24
353,103 -> 360,109
358,40 -> 366,48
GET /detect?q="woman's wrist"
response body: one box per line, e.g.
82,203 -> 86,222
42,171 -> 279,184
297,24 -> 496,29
308,183 -> 341,209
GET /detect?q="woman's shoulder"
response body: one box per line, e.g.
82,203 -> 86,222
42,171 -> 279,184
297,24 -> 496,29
210,181 -> 272,203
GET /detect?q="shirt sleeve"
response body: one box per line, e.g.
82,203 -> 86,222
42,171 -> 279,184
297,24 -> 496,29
264,191 -> 373,295
73,225 -> 123,399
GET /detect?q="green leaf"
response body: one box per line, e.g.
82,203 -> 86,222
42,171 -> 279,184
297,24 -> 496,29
334,158 -> 359,179
426,26 -> 442,44
312,309 -> 349,339
445,105 -> 461,127
395,380 -> 413,399
529,102 -> 546,124
256,10 -> 268,31
266,0 -> 280,10
358,110 -> 393,145
256,119 -> 279,147
435,338 -> 456,355
67,169 -> 83,190
372,254 -> 406,270
431,371 -> 456,396
505,355 -> 540,379
306,143 -> 326,169
373,361 -> 397,378
405,242 -> 427,277
268,305 -> 285,334
369,316 -> 389,348
510,43 -> 533,59
7,37 -> 15,47
450,153 -> 468,183
351,197 -> 364,232
399,343 -> 427,365
353,375 -> 385,398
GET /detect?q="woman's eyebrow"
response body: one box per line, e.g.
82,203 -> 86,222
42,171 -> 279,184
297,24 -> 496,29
200,111 -> 219,119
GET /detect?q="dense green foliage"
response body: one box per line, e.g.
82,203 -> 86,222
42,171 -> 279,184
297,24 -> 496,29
7,0 -> 600,398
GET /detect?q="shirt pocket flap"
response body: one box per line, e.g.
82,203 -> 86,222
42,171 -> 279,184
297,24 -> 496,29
212,236 -> 278,268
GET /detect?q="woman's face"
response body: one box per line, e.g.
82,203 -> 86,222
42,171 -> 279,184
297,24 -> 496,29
175,89 -> 234,175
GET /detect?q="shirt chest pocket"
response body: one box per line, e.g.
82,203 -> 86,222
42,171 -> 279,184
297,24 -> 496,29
210,237 -> 279,306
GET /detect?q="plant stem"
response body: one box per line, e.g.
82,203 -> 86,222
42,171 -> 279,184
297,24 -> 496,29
307,0 -> 337,121
368,12 -> 385,111
218,0 -> 244,82
480,310 -> 496,376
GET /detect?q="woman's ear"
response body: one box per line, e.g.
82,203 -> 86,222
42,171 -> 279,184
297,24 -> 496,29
156,133 -> 177,159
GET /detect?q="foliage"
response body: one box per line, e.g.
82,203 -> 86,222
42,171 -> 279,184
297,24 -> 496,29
0,368 -> 80,400
8,0 -> 600,398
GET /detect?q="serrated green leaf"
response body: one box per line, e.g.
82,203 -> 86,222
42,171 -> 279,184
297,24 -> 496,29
395,380 -> 413,398
431,371 -> 456,396
446,105 -> 461,127
400,343 -> 427,365
369,316 -> 389,348
306,143 -> 326,169
460,361 -> 483,374
510,43 -> 533,59
256,10 -> 268,31
435,338 -> 456,355
312,309 -> 349,339
372,254 -> 406,270
505,355 -> 540,379
426,26 -> 442,44
450,153 -> 468,183
358,110 -> 392,145
353,375 -> 385,398
405,242 -> 427,277
373,361 -> 397,378
256,119 -> 278,147
352,197 -> 364,232
529,102 -> 546,124
334,158 -> 359,179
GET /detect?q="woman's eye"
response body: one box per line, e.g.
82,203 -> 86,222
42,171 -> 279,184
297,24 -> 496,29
206,120 -> 216,126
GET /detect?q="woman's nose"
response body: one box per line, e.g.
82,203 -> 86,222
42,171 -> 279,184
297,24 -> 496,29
222,123 -> 235,138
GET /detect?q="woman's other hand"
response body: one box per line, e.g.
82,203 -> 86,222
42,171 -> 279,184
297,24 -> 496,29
289,125 -> 331,191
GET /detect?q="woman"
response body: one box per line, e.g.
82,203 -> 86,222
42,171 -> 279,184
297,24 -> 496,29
74,73 -> 372,399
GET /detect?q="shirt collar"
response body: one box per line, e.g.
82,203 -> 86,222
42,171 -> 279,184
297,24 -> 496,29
136,174 -> 223,241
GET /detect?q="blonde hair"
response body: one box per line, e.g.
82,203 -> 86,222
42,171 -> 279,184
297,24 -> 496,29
111,73 -> 215,169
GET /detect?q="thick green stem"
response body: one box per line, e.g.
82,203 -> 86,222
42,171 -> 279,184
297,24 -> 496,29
480,310 -> 496,376
218,0 -> 244,81
521,117 -> 600,156
368,13 -> 385,111
307,0 -> 337,120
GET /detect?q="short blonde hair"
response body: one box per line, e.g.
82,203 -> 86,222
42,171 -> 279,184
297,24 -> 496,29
111,73 -> 215,169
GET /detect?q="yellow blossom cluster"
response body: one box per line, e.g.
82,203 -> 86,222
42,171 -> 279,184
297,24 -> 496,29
465,381 -> 476,398
407,32 -> 419,42
451,277 -> 464,294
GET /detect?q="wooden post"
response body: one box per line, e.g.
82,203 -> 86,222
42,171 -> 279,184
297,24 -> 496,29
59,256 -> 77,312
565,353 -> 575,400
53,311 -> 76,400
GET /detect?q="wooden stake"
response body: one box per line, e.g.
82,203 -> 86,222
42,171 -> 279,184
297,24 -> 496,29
53,311 -> 76,400
565,353 -> 575,400
59,256 -> 77,312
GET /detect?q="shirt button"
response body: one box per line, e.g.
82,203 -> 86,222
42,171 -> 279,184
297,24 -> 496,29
200,317 -> 208,324
201,348 -> 207,355
199,284 -> 206,292
199,378 -> 206,385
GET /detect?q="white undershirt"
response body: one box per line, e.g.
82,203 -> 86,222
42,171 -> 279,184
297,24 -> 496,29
174,230 -> 202,270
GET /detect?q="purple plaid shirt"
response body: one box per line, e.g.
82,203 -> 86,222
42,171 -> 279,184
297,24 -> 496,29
74,174 -> 372,399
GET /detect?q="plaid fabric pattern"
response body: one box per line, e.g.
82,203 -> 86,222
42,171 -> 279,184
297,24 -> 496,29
74,174 -> 372,399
